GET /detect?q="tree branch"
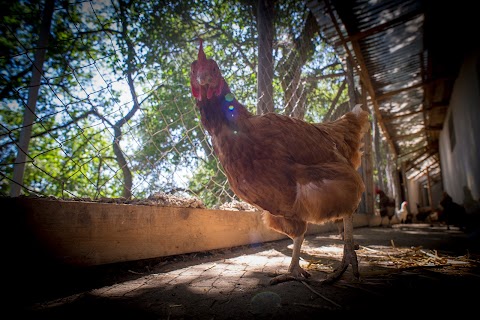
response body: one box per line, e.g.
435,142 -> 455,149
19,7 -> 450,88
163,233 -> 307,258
0,110 -> 95,150
302,72 -> 345,83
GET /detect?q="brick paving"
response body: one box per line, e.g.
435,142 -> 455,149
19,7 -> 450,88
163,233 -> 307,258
18,224 -> 480,319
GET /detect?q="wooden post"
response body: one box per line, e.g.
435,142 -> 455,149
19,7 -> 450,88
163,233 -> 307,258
426,167 -> 434,211
10,0 -> 55,196
256,0 -> 275,115
401,161 -> 409,203
361,84 -> 375,215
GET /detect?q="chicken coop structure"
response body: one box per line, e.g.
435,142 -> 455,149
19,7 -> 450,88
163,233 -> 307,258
307,0 -> 480,216
1,0 -> 479,266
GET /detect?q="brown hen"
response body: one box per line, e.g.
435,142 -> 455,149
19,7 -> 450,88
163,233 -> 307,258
190,39 -> 370,284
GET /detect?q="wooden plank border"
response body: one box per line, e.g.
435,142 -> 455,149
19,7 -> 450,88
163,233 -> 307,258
4,197 -> 375,266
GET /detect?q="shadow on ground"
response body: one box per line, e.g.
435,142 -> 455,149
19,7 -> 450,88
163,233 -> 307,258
14,223 -> 480,319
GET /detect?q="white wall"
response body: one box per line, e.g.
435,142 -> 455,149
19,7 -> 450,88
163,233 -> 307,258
439,49 -> 480,205
406,176 -> 443,213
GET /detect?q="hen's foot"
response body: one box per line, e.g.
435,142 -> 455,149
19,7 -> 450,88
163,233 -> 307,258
270,266 -> 310,285
322,244 -> 359,285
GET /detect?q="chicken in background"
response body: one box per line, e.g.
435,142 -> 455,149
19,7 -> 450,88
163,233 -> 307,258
396,201 -> 409,224
462,186 -> 480,234
438,192 -> 467,230
376,188 -> 395,227
415,203 -> 434,223
463,186 -> 480,216
190,39 -> 370,285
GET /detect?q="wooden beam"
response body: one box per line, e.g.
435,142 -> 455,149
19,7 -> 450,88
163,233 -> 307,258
406,149 -> 436,171
426,124 -> 443,131
360,83 -> 375,215
398,146 -> 426,159
426,167 -> 434,211
382,109 -> 423,121
393,129 -> 425,140
376,82 -> 424,101
375,77 -> 451,102
325,0 -> 398,158
334,8 -> 423,47
4,197 -> 373,266
409,159 -> 440,180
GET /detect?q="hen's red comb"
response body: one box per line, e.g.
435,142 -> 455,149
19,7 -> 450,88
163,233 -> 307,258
198,38 -> 206,62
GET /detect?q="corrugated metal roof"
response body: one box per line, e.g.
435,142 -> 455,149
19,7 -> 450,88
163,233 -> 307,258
307,0 -> 474,181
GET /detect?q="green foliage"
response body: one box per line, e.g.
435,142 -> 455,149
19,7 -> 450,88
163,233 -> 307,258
188,157 -> 234,207
0,0 -> 348,206
22,123 -> 122,198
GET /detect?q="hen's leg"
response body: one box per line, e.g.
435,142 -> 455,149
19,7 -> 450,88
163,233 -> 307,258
323,214 -> 359,284
270,235 -> 310,285
336,219 -> 344,240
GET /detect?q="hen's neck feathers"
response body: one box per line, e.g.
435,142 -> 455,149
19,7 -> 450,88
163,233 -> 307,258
197,78 -> 251,135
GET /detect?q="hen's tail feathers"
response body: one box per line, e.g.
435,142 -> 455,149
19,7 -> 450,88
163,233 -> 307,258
353,104 -> 370,136
313,104 -> 370,169
352,104 -> 363,116
349,104 -> 370,169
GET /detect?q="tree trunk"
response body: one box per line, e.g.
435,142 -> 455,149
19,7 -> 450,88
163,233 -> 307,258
324,80 -> 346,121
346,59 -> 357,109
256,0 -> 275,115
281,12 -> 319,119
111,0 -> 144,199
10,0 -> 55,196
113,126 -> 132,199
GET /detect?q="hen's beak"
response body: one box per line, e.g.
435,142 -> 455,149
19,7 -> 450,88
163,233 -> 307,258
196,72 -> 211,87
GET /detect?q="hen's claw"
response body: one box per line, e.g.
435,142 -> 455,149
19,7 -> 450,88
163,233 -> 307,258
270,266 -> 311,285
323,242 -> 359,284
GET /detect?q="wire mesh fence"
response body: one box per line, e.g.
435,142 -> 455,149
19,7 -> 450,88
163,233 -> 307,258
0,0 -> 393,208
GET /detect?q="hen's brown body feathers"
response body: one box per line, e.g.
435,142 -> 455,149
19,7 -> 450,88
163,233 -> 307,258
191,40 -> 370,284
198,89 -> 368,237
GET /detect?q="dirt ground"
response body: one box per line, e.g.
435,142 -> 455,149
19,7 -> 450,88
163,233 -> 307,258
14,223 -> 480,319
